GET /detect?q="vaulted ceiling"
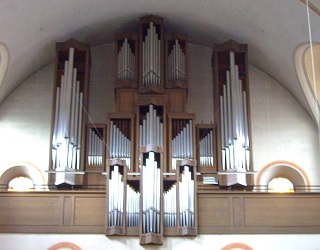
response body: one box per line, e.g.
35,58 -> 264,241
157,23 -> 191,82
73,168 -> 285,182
0,0 -> 319,120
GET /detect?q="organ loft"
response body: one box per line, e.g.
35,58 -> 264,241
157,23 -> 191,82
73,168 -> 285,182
48,15 -> 252,245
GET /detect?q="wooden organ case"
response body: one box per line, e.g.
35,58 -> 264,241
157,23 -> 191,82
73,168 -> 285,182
49,38 -> 91,187
212,40 -> 253,187
105,15 -> 198,245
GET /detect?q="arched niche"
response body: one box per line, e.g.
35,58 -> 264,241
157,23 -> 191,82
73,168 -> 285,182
256,160 -> 311,191
0,163 -> 46,191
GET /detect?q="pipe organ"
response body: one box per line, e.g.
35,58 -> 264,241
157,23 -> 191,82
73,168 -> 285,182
165,34 -> 188,88
109,119 -> 131,169
49,16 -> 252,246
115,34 -> 138,87
49,39 -> 90,186
168,115 -> 195,171
212,40 -> 253,187
139,104 -> 163,147
87,127 -> 104,166
141,152 -> 161,234
178,164 -> 195,229
199,129 -> 214,167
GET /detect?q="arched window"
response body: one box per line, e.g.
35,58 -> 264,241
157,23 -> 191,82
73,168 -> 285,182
295,43 -> 320,124
7,176 -> 34,191
268,177 -> 294,193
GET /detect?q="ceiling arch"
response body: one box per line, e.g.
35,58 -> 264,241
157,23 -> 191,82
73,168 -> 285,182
0,0 -> 319,122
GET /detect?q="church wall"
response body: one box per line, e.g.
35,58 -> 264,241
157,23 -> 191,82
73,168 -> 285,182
0,233 -> 319,250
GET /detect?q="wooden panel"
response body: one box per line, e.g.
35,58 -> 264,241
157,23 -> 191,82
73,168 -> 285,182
116,89 -> 137,112
62,196 -> 73,225
166,89 -> 187,113
198,196 -> 230,227
0,196 -> 61,225
74,197 -> 105,226
244,196 -> 320,227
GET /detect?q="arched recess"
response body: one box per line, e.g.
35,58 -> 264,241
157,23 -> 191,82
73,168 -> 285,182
256,160 -> 311,191
48,242 -> 81,250
221,242 -> 253,250
0,162 -> 46,191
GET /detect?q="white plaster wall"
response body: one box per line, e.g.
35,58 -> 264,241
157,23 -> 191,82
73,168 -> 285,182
249,65 -> 320,185
0,43 -> 319,186
0,63 -> 54,184
1,233 -> 320,250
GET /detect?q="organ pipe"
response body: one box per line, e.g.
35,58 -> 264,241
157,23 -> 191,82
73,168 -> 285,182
164,184 -> 177,228
199,129 -> 214,166
52,47 -> 83,171
142,152 -> 161,233
179,165 -> 194,228
219,51 -> 250,173
108,165 -> 124,227
168,39 -> 186,82
109,120 -> 131,169
142,22 -> 161,87
140,105 -> 163,147
171,119 -> 193,170
117,38 -> 135,82
88,128 -> 103,165
126,185 -> 140,227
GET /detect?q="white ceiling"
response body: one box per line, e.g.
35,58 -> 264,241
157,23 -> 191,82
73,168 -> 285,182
0,0 -> 319,118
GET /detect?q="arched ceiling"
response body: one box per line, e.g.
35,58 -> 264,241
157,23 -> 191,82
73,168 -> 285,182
0,0 -> 319,119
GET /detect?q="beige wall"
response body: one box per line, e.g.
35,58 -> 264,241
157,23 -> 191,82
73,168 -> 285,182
0,42 -> 319,186
1,233 -> 320,250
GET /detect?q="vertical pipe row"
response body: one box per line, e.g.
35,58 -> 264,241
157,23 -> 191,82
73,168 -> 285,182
163,184 -> 177,227
126,185 -> 140,227
140,105 -> 163,147
88,128 -> 103,165
199,129 -> 214,166
168,39 -> 186,82
219,51 -> 250,171
179,166 -> 194,227
171,119 -> 193,170
142,22 -> 161,87
142,152 -> 161,233
52,47 -> 83,170
109,120 -> 131,169
117,38 -> 135,82
108,165 -> 124,227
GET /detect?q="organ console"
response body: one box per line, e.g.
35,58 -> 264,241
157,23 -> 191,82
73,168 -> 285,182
49,16 -> 252,246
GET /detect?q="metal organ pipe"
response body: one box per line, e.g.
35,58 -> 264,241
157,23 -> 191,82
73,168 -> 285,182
88,128 -> 103,165
108,165 -> 124,227
52,47 -> 83,171
117,38 -> 135,82
139,105 -> 163,147
126,185 -> 140,227
219,51 -> 250,173
142,22 -> 161,87
171,120 -> 193,170
199,130 -> 214,166
164,184 -> 177,228
179,166 -> 194,227
142,152 -> 161,233
109,120 -> 131,169
168,39 -> 186,82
